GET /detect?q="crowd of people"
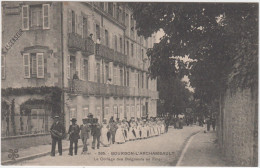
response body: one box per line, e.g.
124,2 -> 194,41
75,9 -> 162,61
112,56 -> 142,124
50,114 -> 168,156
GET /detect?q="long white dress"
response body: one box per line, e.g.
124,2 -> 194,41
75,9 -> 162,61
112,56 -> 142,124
115,124 -> 125,143
101,124 -> 110,146
141,125 -> 147,138
128,122 -> 136,140
134,123 -> 141,139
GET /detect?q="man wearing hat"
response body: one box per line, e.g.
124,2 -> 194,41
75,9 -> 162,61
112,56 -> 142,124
80,117 -> 91,154
91,118 -> 102,149
68,118 -> 80,156
50,115 -> 65,156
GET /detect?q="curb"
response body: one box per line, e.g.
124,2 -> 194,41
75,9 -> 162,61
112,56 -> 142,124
2,144 -> 83,165
171,129 -> 202,166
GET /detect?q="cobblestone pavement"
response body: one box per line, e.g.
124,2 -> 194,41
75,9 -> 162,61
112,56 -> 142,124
16,126 -> 203,166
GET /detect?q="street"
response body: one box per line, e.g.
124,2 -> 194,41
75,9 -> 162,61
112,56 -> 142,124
16,126 -> 203,166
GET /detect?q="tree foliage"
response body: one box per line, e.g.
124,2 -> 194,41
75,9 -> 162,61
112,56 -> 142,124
130,3 -> 258,105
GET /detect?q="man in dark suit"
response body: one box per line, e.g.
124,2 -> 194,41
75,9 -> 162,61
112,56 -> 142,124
91,118 -> 102,149
50,115 -> 65,156
68,118 -> 80,156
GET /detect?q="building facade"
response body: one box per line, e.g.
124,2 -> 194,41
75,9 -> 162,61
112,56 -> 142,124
1,1 -> 158,150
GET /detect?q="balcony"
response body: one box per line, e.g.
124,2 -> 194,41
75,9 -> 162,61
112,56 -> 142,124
68,33 -> 84,51
83,38 -> 95,56
114,51 -> 126,64
96,44 -> 114,61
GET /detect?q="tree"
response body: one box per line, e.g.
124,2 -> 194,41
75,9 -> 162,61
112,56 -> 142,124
129,2 -> 258,107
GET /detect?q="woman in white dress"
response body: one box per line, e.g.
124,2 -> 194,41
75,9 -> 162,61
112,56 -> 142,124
129,119 -> 136,140
100,119 -> 110,147
122,119 -> 129,141
134,121 -> 141,139
115,120 -> 125,144
141,121 -> 147,139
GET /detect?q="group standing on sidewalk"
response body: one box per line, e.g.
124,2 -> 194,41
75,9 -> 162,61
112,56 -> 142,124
49,114 -> 168,156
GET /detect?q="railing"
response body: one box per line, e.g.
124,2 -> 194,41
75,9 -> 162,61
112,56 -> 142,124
68,79 -> 157,98
68,33 -> 84,51
84,37 -> 95,55
96,44 -> 114,61
114,51 -> 126,64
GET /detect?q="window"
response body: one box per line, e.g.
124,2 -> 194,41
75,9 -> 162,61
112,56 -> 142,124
105,106 -> 110,118
113,67 -> 117,85
23,4 -> 50,30
119,106 -> 124,120
105,64 -> 109,82
31,109 -> 46,133
23,53 -> 44,78
141,73 -> 144,88
96,24 -> 100,40
69,108 -> 77,119
114,35 -> 117,51
120,37 -> 122,53
126,105 -> 130,120
83,17 -> 88,38
72,10 -> 76,33
2,55 -> 6,79
108,2 -> 113,15
120,69 -> 123,86
83,107 -> 89,118
96,63 -> 100,83
31,5 -> 42,28
127,70 -> 129,86
126,41 -> 129,56
131,43 -> 134,57
105,29 -> 109,46
125,13 -> 129,28
131,106 -> 135,118
141,49 -> 144,60
146,76 -> 149,89
113,106 -> 118,119
99,2 -> 104,10
83,59 -> 88,81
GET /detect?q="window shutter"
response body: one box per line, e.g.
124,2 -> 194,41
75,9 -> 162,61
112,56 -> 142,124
23,53 -> 30,78
1,55 -> 6,79
36,53 -> 44,78
42,4 -> 50,29
22,5 -> 29,30
88,59 -> 91,81
67,55 -> 70,79
80,15 -> 83,38
67,9 -> 72,33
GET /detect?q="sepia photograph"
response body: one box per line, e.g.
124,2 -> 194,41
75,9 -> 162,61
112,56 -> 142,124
1,1 -> 258,167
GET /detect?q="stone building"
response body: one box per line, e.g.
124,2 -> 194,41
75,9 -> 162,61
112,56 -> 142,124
1,2 -> 159,150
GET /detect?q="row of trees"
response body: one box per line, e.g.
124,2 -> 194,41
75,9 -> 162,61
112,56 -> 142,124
129,2 -> 258,116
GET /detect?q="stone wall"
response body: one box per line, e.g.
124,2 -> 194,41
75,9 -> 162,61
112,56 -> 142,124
217,87 -> 258,166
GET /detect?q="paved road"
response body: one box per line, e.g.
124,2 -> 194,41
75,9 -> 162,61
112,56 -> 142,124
17,126 -> 203,166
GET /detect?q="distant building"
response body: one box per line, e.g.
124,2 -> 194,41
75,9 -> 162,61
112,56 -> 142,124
1,2 -> 159,150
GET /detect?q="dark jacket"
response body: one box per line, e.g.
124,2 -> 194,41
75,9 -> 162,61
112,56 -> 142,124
68,124 -> 80,141
50,121 -> 65,140
109,122 -> 118,133
91,123 -> 102,137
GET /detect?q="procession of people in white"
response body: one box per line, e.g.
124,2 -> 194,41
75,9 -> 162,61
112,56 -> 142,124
100,117 -> 167,147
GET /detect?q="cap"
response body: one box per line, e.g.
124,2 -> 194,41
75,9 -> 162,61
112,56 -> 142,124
53,115 -> 60,119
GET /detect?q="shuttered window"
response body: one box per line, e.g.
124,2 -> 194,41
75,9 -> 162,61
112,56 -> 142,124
42,4 -> 50,29
22,5 -> 29,30
83,107 -> 89,118
36,53 -> 44,78
23,53 -> 30,78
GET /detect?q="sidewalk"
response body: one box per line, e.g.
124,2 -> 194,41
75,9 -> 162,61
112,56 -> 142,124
1,139 -> 82,165
177,130 -> 231,166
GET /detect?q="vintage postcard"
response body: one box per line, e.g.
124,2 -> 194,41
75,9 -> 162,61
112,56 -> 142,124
1,1 -> 258,167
